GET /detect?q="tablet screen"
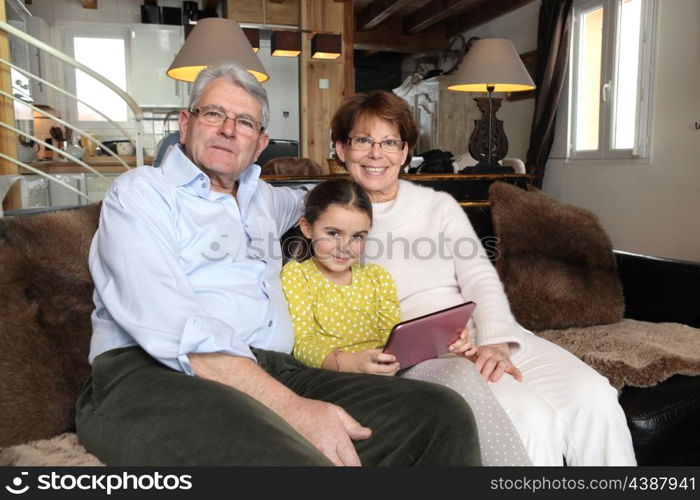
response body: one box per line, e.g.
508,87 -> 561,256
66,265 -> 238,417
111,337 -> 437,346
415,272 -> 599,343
383,302 -> 476,370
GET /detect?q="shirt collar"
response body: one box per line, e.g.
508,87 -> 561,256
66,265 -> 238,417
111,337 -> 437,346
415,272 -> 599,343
160,143 -> 261,200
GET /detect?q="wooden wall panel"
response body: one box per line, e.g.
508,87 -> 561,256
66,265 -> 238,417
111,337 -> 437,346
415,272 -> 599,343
301,0 -> 343,32
299,0 -> 352,167
343,1 -> 355,97
1,0 -> 21,210
227,0 -> 301,26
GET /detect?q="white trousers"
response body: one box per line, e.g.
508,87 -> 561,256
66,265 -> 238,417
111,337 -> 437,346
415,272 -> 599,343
488,332 -> 637,466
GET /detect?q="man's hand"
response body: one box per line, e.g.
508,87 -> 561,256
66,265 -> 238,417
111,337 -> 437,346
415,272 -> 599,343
471,343 -> 523,383
189,352 -> 372,466
337,349 -> 400,376
448,328 -> 477,358
284,397 -> 372,466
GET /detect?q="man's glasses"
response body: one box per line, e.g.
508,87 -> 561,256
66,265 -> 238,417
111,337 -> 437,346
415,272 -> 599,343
191,106 -> 264,136
347,136 -> 405,153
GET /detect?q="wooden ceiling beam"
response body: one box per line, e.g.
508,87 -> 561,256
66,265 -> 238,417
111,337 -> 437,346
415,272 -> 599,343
269,0 -> 286,3
354,19 -> 449,53
403,0 -> 480,34
445,0 -> 537,37
79,0 -> 97,9
356,0 -> 410,30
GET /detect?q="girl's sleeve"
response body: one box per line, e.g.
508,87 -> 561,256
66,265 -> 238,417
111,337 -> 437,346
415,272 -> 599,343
281,262 -> 330,368
370,265 -> 402,344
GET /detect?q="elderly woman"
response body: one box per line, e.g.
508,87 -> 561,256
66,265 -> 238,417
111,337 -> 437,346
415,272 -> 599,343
330,90 -> 636,466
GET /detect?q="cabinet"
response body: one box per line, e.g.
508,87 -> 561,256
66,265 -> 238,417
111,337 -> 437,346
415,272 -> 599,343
393,75 -> 473,156
128,25 -> 187,108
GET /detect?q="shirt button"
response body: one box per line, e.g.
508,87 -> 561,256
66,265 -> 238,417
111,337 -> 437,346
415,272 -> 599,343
201,183 -> 206,189
268,320 -> 273,327
198,174 -> 204,180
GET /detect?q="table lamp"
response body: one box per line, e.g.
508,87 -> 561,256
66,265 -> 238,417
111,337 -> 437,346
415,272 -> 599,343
448,38 -> 535,173
167,18 -> 268,83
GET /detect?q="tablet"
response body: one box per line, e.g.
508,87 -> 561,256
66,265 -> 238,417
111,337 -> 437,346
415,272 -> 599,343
383,302 -> 476,370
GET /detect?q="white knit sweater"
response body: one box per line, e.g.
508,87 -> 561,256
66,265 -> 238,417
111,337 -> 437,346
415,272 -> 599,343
364,180 -> 527,352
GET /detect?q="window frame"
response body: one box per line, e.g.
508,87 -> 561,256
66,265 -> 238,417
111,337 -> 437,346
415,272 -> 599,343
567,0 -> 657,162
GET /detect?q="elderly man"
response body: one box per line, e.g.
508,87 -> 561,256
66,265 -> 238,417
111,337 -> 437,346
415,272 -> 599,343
75,62 -> 479,466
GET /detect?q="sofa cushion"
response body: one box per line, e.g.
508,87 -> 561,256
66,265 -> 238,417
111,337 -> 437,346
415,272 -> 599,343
0,204 -> 101,447
489,182 -> 624,330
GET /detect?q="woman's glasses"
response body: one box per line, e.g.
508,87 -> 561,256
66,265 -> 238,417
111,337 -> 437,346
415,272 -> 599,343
347,136 -> 405,153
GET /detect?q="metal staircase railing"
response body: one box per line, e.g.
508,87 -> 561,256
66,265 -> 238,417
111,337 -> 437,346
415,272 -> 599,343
1,18 -> 145,212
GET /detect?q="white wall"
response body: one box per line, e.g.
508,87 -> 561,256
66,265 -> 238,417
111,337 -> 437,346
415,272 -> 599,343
546,0 -> 700,261
461,0 -> 700,262
26,0 -> 188,25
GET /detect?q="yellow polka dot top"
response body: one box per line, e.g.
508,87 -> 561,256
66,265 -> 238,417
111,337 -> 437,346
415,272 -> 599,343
281,259 -> 401,368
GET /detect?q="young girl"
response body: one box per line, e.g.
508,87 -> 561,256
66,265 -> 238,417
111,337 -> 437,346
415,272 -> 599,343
281,178 -> 472,374
281,178 -> 530,465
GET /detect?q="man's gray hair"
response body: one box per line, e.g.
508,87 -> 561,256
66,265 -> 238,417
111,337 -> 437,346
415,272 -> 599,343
187,61 -> 269,130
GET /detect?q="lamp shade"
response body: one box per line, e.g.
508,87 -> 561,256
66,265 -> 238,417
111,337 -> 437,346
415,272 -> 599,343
167,18 -> 268,83
448,38 -> 535,93
311,33 -> 342,60
271,31 -> 301,57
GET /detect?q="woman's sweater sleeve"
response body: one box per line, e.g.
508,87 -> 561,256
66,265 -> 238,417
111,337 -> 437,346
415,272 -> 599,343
438,193 -> 526,353
369,264 -> 402,344
281,262 -> 329,368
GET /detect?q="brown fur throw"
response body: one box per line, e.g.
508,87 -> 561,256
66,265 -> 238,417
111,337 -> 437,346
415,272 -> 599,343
0,432 -> 103,466
537,319 -> 700,390
0,204 -> 101,447
489,182 -> 624,331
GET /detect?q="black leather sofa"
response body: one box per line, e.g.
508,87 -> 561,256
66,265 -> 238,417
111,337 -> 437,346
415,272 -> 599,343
464,205 -> 700,466
615,251 -> 700,465
2,202 -> 698,465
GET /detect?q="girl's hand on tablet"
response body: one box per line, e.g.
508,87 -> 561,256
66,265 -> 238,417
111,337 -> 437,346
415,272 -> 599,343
338,349 -> 400,376
449,328 -> 477,358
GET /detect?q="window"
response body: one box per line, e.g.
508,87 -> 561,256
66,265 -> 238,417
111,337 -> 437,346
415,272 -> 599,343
569,0 -> 656,160
73,36 -> 128,122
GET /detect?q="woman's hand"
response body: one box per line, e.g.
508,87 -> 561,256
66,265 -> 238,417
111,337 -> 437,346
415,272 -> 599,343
338,349 -> 400,376
448,328 -> 477,358
472,343 -> 523,383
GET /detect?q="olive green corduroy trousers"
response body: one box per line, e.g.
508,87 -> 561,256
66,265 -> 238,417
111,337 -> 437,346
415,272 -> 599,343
76,346 -> 481,466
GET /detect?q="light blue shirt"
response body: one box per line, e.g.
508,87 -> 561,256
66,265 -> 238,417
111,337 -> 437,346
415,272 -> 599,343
88,145 -> 307,375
